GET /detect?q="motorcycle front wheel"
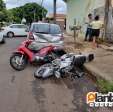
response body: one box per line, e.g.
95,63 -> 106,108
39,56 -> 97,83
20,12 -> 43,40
10,53 -> 28,71
34,64 -> 54,79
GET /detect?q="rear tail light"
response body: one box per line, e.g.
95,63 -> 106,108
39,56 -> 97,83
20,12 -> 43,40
28,32 -> 34,40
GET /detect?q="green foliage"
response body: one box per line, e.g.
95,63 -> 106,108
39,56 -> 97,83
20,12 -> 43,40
97,79 -> 113,93
0,0 -> 9,23
0,0 -> 5,11
9,3 -> 48,23
9,7 -> 22,23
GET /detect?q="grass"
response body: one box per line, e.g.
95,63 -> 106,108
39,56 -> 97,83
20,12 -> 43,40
97,79 -> 113,93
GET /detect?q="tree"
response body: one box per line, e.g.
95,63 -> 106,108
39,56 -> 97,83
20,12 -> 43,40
10,7 -> 23,23
0,0 -> 5,11
10,3 -> 47,24
0,10 -> 8,21
104,0 -> 113,42
0,0 -> 8,23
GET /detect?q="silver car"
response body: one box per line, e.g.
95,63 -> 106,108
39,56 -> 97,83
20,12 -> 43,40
27,22 -> 64,49
0,31 -> 5,44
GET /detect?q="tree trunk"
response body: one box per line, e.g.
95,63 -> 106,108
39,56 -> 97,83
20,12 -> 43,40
105,0 -> 113,42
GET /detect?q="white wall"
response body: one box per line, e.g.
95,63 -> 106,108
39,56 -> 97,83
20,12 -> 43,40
66,0 -> 105,34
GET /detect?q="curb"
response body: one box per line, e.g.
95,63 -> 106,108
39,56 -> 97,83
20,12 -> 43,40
100,45 -> 113,51
84,63 -> 113,82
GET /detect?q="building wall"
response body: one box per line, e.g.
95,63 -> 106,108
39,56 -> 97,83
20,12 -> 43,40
46,14 -> 66,31
66,0 -> 105,34
94,7 -> 105,20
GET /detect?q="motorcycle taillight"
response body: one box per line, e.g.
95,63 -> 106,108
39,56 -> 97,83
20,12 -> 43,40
28,32 -> 34,40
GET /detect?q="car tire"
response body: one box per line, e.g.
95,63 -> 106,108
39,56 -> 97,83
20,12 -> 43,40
0,37 -> 5,44
7,32 -> 14,38
10,53 -> 28,71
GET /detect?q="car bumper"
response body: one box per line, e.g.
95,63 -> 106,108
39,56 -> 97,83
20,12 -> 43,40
0,32 -> 4,42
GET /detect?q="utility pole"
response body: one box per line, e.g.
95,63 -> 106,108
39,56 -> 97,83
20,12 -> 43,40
53,0 -> 57,23
41,0 -> 44,21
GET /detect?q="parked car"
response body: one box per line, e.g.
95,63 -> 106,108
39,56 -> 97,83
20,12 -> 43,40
0,31 -> 5,44
2,24 -> 28,38
27,22 -> 64,49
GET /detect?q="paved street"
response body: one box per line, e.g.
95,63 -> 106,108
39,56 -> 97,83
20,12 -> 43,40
0,37 -> 110,112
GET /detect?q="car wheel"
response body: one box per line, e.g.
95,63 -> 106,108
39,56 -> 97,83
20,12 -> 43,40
0,38 -> 5,44
7,32 -> 14,38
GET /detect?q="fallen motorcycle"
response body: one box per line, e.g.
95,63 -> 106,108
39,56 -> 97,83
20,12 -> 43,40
10,39 -> 66,71
34,53 -> 94,79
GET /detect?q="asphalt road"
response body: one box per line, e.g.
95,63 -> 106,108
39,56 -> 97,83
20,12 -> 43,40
0,37 -> 106,112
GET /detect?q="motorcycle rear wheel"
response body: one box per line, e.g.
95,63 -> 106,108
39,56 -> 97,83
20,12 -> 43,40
10,53 -> 28,71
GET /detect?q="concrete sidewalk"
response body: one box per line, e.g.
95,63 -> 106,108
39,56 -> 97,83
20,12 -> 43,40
64,34 -> 113,82
85,48 -> 113,82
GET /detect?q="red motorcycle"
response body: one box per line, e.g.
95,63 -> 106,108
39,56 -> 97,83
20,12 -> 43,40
10,39 -> 65,71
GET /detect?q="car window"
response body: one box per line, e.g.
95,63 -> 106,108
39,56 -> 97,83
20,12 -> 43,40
10,25 -> 18,28
18,25 -> 27,28
31,24 -> 61,34
10,25 -> 27,29
50,24 -> 61,34
32,24 -> 49,33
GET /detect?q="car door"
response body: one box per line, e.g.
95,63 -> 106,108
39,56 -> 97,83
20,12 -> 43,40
9,25 -> 23,36
10,25 -> 27,36
8,25 -> 20,36
18,25 -> 28,36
